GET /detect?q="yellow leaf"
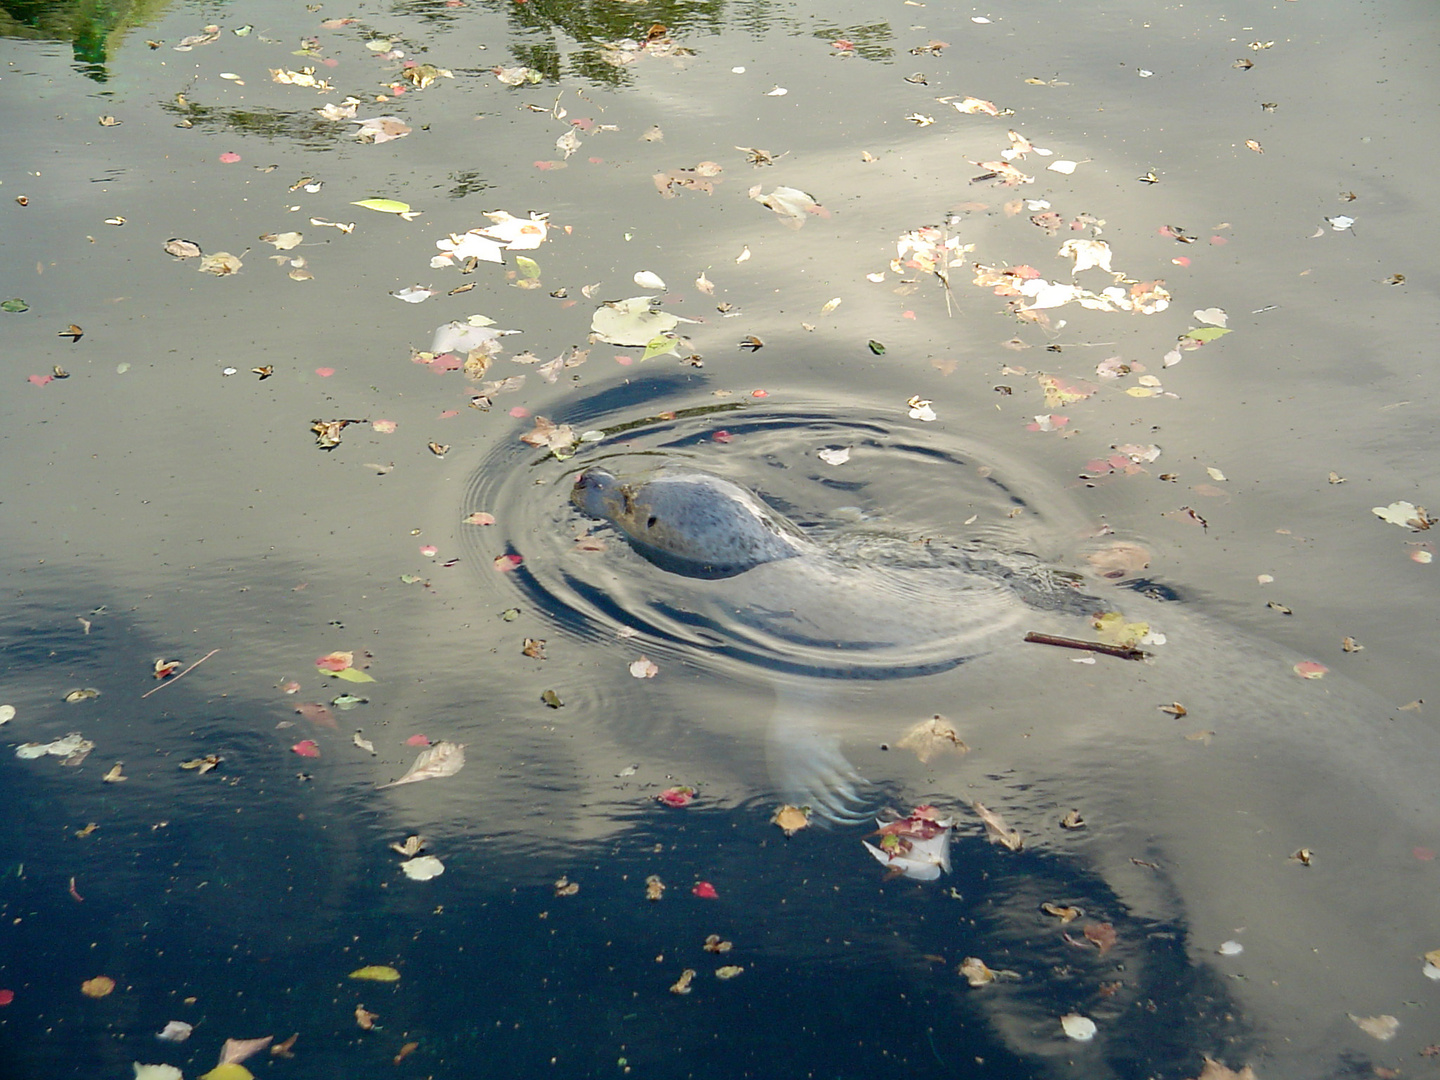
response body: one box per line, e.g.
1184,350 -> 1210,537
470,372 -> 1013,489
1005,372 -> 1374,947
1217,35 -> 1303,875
330,667 -> 376,683
1124,386 -> 1155,398
349,965 -> 401,982
199,1066 -> 254,1080
351,198 -> 412,215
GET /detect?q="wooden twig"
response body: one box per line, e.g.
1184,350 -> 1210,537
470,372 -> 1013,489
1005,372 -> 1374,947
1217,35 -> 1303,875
1024,632 -> 1145,661
141,649 -> 220,698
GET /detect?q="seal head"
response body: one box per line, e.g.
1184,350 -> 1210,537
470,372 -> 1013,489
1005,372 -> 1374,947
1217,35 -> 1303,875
572,466 -> 810,579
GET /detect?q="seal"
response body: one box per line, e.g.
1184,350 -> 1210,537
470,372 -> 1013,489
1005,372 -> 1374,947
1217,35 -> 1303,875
572,466 -> 810,578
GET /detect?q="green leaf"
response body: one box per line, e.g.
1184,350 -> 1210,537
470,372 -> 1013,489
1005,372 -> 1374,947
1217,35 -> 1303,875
349,965 -> 400,982
641,334 -> 680,362
351,198 -> 413,215
867,340 -> 886,355
330,667 -> 376,683
1181,327 -> 1231,344
514,255 -> 541,280
541,689 -> 564,709
1,298 -> 29,313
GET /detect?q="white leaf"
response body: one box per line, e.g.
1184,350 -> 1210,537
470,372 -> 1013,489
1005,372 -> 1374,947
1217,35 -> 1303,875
0,704 -> 13,725
1217,939 -> 1244,955
633,270 -> 666,291
1047,160 -> 1077,174
400,855 -> 445,880
392,285 -> 436,304
1060,1014 -> 1097,1041
591,296 -> 679,347
1373,500 -> 1430,528
817,447 -> 851,466
1193,307 -> 1228,327
133,1065 -> 183,1080
378,741 -> 466,788
629,656 -> 659,679
155,1021 -> 192,1042
1058,238 -> 1112,274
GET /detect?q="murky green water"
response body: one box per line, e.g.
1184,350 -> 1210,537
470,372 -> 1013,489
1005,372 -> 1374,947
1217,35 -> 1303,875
2,0 -> 1438,1076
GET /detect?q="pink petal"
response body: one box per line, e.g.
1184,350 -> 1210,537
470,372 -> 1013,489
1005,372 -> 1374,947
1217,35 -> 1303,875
691,881 -> 718,899
751,389 -> 769,398
438,409 -> 459,419
508,407 -> 530,418
493,554 -> 523,572
219,151 -> 242,164
372,420 -> 397,433
315,367 -> 335,377
419,545 -> 438,557
405,734 -> 432,747
291,740 -> 321,758
27,375 -> 53,387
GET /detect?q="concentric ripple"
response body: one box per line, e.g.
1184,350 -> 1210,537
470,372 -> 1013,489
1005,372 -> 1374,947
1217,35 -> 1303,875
453,380 -> 1098,683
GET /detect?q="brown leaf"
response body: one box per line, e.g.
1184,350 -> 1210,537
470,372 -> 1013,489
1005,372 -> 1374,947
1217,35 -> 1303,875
1190,1057 -> 1257,1080
958,957 -> 996,986
896,715 -> 970,764
1083,922 -> 1117,955
669,969 -> 695,994
355,1005 -> 378,1030
1041,902 -> 1082,924
771,804 -> 811,836
973,801 -> 1023,851
270,1033 -> 298,1058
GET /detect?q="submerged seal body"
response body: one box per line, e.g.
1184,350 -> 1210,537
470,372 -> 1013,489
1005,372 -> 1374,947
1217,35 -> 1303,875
571,464 -> 1033,678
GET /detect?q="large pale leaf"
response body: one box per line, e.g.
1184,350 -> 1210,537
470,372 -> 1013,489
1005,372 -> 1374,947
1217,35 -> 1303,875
378,741 -> 465,788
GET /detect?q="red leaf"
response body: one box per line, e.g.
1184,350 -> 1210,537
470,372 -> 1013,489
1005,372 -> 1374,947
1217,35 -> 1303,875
219,151 -> 241,164
315,367 -> 335,378
0,989 -> 13,1006
27,375 -> 53,387
493,554 -> 523,572
691,881 -> 719,899
291,740 -> 321,758
658,786 -> 696,808
405,734 -> 432,747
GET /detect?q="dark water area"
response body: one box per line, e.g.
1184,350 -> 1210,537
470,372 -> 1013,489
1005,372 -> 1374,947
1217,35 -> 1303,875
3,0 -> 1439,1076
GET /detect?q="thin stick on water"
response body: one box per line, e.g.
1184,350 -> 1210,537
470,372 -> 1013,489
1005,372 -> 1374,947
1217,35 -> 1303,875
1023,632 -> 1145,661
141,649 -> 220,698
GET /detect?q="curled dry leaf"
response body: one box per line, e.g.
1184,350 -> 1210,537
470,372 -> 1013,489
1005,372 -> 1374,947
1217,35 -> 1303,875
669,969 -> 695,995
959,957 -> 997,987
355,1005 -> 378,1030
703,935 -> 732,953
896,714 -> 969,764
973,801 -> 1023,851
715,965 -> 743,980
645,875 -> 666,901
1041,901 -> 1082,924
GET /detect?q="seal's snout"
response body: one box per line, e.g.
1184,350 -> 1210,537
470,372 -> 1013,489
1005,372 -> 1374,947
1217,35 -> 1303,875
571,467 -> 619,518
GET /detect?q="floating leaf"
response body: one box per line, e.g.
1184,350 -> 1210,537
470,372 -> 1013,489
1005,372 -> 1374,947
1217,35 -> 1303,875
378,741 -> 466,788
1060,1014 -> 1096,1042
771,804 -> 811,836
1372,500 -> 1434,530
134,1065 -> 183,1080
1180,327 -> 1231,344
348,965 -> 401,982
352,198 -> 414,215
331,667 -> 376,684
400,855 -> 445,880
81,976 -> 115,998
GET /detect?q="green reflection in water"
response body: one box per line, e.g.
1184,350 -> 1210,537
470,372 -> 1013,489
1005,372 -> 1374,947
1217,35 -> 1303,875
0,0 -> 170,80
